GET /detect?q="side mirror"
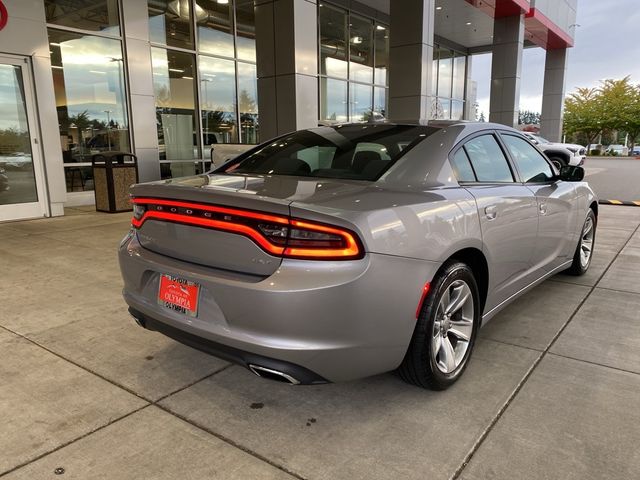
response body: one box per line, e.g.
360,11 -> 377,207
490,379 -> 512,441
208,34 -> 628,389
559,165 -> 585,182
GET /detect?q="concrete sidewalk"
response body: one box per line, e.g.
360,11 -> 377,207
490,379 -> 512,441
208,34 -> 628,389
1,205 -> 639,480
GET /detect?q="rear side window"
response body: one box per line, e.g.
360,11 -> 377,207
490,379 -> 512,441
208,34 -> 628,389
450,149 -> 476,182
463,134 -> 514,182
501,134 -> 555,183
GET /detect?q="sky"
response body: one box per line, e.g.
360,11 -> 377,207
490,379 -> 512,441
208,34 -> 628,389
471,0 -> 640,119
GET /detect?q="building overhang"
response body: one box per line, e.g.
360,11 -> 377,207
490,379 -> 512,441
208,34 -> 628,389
465,0 -> 573,50
525,7 -> 574,50
465,0 -> 529,18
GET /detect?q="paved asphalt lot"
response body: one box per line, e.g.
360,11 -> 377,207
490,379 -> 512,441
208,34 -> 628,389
584,156 -> 640,203
1,205 -> 640,479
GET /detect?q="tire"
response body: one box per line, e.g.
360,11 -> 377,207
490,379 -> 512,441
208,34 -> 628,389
398,261 -> 480,390
566,209 -> 597,276
549,156 -> 566,170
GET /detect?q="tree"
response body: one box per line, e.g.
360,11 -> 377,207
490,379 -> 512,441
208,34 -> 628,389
619,84 -> 640,155
599,77 -> 633,132
518,110 -> 541,125
564,87 -> 605,149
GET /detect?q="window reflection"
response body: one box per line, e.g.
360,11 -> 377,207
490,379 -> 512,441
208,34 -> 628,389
320,5 -> 348,78
432,45 -> 468,120
349,15 -> 373,84
152,47 -> 199,170
452,54 -> 466,100
350,83 -> 373,122
437,48 -> 453,98
197,0 -> 234,57
238,62 -> 259,144
374,86 -> 387,118
374,24 -> 388,86
320,78 -> 347,122
148,0 -> 194,49
235,0 -> 256,62
45,0 -> 120,35
319,5 -> 388,123
0,65 -> 38,205
48,29 -> 130,192
199,55 -> 238,151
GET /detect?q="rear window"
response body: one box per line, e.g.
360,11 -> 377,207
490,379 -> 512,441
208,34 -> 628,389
220,125 -> 437,180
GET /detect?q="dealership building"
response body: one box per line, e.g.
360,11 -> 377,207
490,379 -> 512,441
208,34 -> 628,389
0,0 -> 577,222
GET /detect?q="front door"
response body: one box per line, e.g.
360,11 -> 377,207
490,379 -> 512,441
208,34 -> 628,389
0,55 -> 48,221
499,133 -> 577,273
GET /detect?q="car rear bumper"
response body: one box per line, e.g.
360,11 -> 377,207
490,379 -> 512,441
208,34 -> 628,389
119,232 -> 441,383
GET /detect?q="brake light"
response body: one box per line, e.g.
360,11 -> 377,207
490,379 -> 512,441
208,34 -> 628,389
130,198 -> 364,260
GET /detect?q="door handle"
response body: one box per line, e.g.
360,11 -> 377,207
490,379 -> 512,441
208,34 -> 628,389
539,202 -> 547,215
485,205 -> 497,220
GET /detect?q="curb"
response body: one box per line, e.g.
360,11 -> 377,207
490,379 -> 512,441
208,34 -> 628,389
598,199 -> 640,207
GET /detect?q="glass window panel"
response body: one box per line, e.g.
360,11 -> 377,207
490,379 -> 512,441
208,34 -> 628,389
432,98 -> 450,119
464,135 -> 514,183
374,23 -> 389,86
151,48 -> 198,160
350,83 -> 373,122
452,54 -> 466,100
320,78 -> 347,122
374,86 -> 387,119
502,134 -> 554,183
199,55 -> 238,147
349,15 -> 373,83
148,0 -> 194,50
197,0 -> 234,57
319,5 -> 348,78
48,29 -> 131,193
45,0 -> 120,35
237,62 -> 259,144
450,149 -> 476,183
236,0 -> 257,62
451,100 -> 464,120
0,64 -> 38,204
431,44 -> 439,97
437,49 -> 453,98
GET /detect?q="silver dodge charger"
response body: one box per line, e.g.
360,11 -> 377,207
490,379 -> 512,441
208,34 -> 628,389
119,122 -> 597,390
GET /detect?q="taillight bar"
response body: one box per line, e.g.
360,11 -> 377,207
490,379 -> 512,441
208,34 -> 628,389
130,197 -> 364,260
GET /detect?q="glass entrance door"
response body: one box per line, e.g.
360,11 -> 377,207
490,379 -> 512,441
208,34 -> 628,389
0,55 -> 47,221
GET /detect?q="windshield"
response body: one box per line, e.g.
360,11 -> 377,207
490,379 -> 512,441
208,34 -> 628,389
220,124 -> 438,181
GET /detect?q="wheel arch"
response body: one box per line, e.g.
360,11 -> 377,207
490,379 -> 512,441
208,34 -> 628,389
543,149 -> 570,164
446,247 -> 489,315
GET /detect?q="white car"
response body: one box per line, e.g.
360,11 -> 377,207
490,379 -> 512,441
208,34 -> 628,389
523,133 -> 586,169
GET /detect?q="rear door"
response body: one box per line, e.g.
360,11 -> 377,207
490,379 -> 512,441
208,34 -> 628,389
499,133 -> 577,272
451,133 -> 539,313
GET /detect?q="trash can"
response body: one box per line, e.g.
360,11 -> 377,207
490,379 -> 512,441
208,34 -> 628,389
91,152 -> 138,213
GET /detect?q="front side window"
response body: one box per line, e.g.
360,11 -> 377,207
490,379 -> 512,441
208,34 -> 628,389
463,135 -> 514,183
223,125 -> 435,180
502,134 -> 554,183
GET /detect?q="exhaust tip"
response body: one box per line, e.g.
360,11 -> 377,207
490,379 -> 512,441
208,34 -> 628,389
248,364 -> 300,385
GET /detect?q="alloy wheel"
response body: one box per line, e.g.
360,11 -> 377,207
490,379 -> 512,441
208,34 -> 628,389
580,215 -> 595,268
430,279 -> 475,374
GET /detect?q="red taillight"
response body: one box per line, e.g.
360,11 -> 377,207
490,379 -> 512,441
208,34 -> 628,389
131,197 -> 364,260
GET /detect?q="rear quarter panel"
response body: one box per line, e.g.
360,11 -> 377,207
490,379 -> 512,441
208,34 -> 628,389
290,186 -> 482,262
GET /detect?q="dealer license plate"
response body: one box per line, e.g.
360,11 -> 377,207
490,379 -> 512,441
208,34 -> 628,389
157,274 -> 200,317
